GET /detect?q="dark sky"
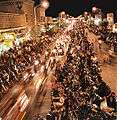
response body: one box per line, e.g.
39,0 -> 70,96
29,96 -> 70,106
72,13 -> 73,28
34,0 -> 117,19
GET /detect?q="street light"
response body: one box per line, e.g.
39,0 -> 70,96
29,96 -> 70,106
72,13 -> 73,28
41,0 -> 49,9
84,11 -> 88,15
92,7 -> 98,14
34,0 -> 49,26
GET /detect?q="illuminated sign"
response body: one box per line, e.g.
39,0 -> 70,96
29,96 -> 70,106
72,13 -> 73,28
107,13 -> 114,25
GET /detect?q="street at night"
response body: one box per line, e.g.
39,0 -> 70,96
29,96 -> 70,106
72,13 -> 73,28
0,0 -> 117,120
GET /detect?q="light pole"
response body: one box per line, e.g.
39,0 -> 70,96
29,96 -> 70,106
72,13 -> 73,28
41,0 -> 49,10
92,7 -> 97,14
34,7 -> 37,26
34,0 -> 49,26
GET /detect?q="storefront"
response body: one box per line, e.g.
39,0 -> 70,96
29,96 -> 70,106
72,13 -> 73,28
0,32 -> 15,54
0,27 -> 27,55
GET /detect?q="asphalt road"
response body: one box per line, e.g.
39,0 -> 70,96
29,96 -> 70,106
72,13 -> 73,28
24,20 -> 75,120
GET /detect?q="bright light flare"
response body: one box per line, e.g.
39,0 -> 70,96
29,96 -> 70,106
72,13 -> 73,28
50,57 -> 53,62
92,7 -> 97,12
66,19 -> 69,23
34,60 -> 39,65
58,49 -> 63,53
20,98 -> 29,112
35,79 -> 43,91
41,0 -> 49,9
24,73 -> 28,80
61,11 -> 65,15
84,12 -> 88,15
3,33 -> 14,40
60,96 -> 64,104
98,40 -> 102,44
40,65 -> 45,72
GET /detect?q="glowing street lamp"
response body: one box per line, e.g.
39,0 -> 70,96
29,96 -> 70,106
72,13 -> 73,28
34,0 -> 49,25
92,7 -> 97,13
41,0 -> 49,9
84,11 -> 88,15
61,11 -> 65,15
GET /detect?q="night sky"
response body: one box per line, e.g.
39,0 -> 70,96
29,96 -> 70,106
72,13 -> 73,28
34,0 -> 117,20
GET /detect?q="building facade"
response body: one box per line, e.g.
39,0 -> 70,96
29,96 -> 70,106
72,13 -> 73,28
0,0 -> 34,29
0,12 -> 26,29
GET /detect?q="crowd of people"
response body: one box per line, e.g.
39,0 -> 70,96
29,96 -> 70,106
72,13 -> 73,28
0,33 -> 55,100
106,32 -> 117,51
88,24 -> 101,36
89,23 -> 117,52
44,20 -> 116,120
0,18 -> 116,119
